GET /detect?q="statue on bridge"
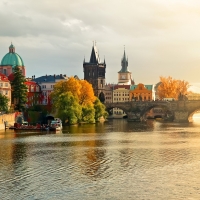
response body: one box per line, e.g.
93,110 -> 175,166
178,93 -> 188,101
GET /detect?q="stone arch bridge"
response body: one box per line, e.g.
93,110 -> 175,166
104,100 -> 200,122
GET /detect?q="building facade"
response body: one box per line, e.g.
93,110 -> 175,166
33,74 -> 68,105
0,73 -> 11,106
129,83 -> 155,101
0,43 -> 26,77
83,43 -> 106,100
112,85 -> 130,117
24,81 -> 43,107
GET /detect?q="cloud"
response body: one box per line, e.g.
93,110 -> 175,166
1,0 -> 200,85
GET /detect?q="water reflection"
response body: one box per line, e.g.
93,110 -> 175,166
1,120 -> 200,199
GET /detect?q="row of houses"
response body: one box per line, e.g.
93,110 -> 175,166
0,43 -> 200,114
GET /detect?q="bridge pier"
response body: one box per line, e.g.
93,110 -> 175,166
127,112 -> 141,121
173,111 -> 189,123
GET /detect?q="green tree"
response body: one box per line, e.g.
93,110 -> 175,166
82,104 -> 95,123
94,98 -> 108,121
55,92 -> 82,125
11,66 -> 27,111
0,94 -> 9,112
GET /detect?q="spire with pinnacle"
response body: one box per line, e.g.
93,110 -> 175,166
120,47 -> 128,72
89,41 -> 101,64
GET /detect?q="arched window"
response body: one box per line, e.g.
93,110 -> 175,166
3,69 -> 6,75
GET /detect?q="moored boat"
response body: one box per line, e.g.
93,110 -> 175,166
47,118 -> 62,131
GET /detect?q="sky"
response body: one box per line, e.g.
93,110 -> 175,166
1,0 -> 200,91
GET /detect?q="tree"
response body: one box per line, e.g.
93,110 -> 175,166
51,77 -> 108,124
157,76 -> 189,100
0,94 -> 9,112
11,66 -> 27,111
55,92 -> 82,125
51,77 -> 95,106
79,80 -> 96,106
94,98 -> 108,121
82,104 -> 95,123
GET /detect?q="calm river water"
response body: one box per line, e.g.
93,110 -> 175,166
1,118 -> 200,199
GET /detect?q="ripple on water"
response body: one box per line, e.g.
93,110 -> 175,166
1,122 -> 200,199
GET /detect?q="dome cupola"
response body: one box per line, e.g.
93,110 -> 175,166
1,43 -> 24,67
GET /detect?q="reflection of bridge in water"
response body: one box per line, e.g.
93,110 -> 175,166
104,100 -> 200,122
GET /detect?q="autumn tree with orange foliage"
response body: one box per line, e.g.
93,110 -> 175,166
157,76 -> 189,100
50,77 -> 107,124
50,77 -> 95,106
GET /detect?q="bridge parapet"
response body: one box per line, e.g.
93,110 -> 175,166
105,100 -> 200,122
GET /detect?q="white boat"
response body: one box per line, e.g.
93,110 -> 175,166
49,118 -> 62,131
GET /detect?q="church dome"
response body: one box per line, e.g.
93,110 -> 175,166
1,43 -> 24,67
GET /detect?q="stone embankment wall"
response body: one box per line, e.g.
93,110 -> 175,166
0,113 -> 15,130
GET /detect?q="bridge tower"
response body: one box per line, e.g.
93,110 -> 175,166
118,48 -> 134,85
83,42 -> 106,102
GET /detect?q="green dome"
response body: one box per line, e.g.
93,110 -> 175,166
1,44 -> 24,67
1,53 -> 24,66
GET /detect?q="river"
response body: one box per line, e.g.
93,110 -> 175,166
1,118 -> 200,199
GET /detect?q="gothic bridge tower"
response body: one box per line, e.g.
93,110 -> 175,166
118,49 -> 134,85
83,43 -> 106,102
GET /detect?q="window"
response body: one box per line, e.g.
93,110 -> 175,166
36,86 -> 39,92
31,85 -> 34,92
5,83 -> 8,87
101,80 -> 103,88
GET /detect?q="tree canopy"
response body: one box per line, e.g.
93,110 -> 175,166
51,77 -> 95,106
157,76 -> 189,100
50,77 -> 107,124
11,66 -> 27,111
0,94 -> 9,112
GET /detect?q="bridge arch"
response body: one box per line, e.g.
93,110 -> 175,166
188,109 -> 200,122
106,105 -> 129,116
140,104 -> 171,119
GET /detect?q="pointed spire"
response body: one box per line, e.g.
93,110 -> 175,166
89,41 -> 101,64
83,56 -> 85,64
120,46 -> 128,72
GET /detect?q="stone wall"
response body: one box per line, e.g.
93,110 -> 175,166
174,111 -> 189,122
0,113 -> 15,130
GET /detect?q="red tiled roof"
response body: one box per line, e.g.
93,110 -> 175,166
114,85 -> 130,90
0,73 -> 10,82
24,81 -> 38,86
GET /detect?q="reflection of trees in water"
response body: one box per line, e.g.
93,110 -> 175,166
106,119 -> 155,132
68,131 -> 107,180
0,133 -> 17,168
66,124 -> 96,133
84,147 -> 107,180
119,148 -> 134,168
63,119 -> 157,134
